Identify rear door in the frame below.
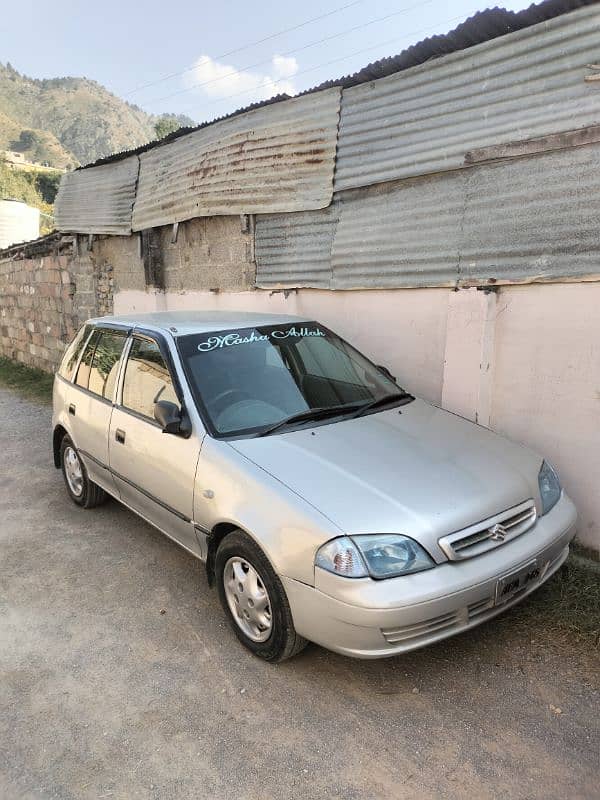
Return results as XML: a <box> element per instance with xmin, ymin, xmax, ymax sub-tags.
<box><xmin>108</xmin><ymin>332</ymin><xmax>201</xmax><ymax>554</ymax></box>
<box><xmin>69</xmin><ymin>326</ymin><xmax>128</xmax><ymax>494</ymax></box>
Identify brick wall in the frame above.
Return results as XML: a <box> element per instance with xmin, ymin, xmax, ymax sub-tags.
<box><xmin>0</xmin><ymin>235</ymin><xmax>114</xmax><ymax>373</ymax></box>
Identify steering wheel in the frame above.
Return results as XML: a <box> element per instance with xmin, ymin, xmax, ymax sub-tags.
<box><xmin>210</xmin><ymin>389</ymin><xmax>250</xmax><ymax>411</ymax></box>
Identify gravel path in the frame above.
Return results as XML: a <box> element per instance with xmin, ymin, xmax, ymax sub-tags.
<box><xmin>1</xmin><ymin>387</ymin><xmax>598</xmax><ymax>800</ymax></box>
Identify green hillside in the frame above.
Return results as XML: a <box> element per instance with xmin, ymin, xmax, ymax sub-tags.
<box><xmin>0</xmin><ymin>62</ymin><xmax>194</xmax><ymax>168</ymax></box>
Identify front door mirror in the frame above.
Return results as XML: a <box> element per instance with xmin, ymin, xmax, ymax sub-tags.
<box><xmin>154</xmin><ymin>400</ymin><xmax>183</xmax><ymax>434</ymax></box>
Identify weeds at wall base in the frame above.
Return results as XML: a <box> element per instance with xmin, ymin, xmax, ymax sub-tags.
<box><xmin>0</xmin><ymin>356</ymin><xmax>53</xmax><ymax>403</ymax></box>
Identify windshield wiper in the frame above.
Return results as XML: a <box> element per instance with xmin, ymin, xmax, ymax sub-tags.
<box><xmin>257</xmin><ymin>403</ymin><xmax>363</xmax><ymax>437</ymax></box>
<box><xmin>350</xmin><ymin>391</ymin><xmax>415</xmax><ymax>419</ymax></box>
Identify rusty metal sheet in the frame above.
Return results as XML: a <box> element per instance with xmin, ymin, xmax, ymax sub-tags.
<box><xmin>459</xmin><ymin>141</ymin><xmax>600</xmax><ymax>286</ymax></box>
<box><xmin>131</xmin><ymin>88</ymin><xmax>341</xmax><ymax>231</ymax></box>
<box><xmin>255</xmin><ymin>203</ymin><xmax>339</xmax><ymax>288</ymax></box>
<box><xmin>54</xmin><ymin>157</ymin><xmax>139</xmax><ymax>235</ymax></box>
<box><xmin>335</xmin><ymin>5</ymin><xmax>600</xmax><ymax>191</ymax></box>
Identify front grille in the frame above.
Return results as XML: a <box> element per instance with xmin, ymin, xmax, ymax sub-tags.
<box><xmin>438</xmin><ymin>499</ymin><xmax>537</xmax><ymax>561</ymax></box>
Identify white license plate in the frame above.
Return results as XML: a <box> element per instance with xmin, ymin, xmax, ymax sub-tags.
<box><xmin>495</xmin><ymin>560</ymin><xmax>540</xmax><ymax>606</ymax></box>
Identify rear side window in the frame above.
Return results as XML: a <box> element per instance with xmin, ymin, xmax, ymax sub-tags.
<box><xmin>58</xmin><ymin>325</ymin><xmax>91</xmax><ymax>381</ymax></box>
<box><xmin>88</xmin><ymin>331</ymin><xmax>127</xmax><ymax>400</ymax></box>
<box><xmin>122</xmin><ymin>337</ymin><xmax>178</xmax><ymax>420</ymax></box>
<box><xmin>75</xmin><ymin>329</ymin><xmax>101</xmax><ymax>389</ymax></box>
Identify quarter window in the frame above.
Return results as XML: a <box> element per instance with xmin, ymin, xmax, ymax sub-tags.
<box><xmin>88</xmin><ymin>331</ymin><xmax>127</xmax><ymax>400</ymax></box>
<box><xmin>58</xmin><ymin>324</ymin><xmax>92</xmax><ymax>381</ymax></box>
<box><xmin>75</xmin><ymin>329</ymin><xmax>101</xmax><ymax>389</ymax></box>
<box><xmin>122</xmin><ymin>337</ymin><xmax>178</xmax><ymax>420</ymax></box>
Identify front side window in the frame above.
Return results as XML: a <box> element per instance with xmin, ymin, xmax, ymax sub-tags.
<box><xmin>122</xmin><ymin>337</ymin><xmax>178</xmax><ymax>420</ymax></box>
<box><xmin>178</xmin><ymin>322</ymin><xmax>403</xmax><ymax>437</ymax></box>
<box><xmin>58</xmin><ymin>324</ymin><xmax>92</xmax><ymax>381</ymax></box>
<box><xmin>88</xmin><ymin>331</ymin><xmax>127</xmax><ymax>400</ymax></box>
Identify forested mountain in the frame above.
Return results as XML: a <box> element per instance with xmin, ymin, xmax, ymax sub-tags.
<box><xmin>0</xmin><ymin>62</ymin><xmax>194</xmax><ymax>168</ymax></box>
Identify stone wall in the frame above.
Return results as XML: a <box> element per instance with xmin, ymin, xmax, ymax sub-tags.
<box><xmin>0</xmin><ymin>235</ymin><xmax>114</xmax><ymax>373</ymax></box>
<box><xmin>91</xmin><ymin>216</ymin><xmax>255</xmax><ymax>296</ymax></box>
<box><xmin>0</xmin><ymin>214</ymin><xmax>251</xmax><ymax>374</ymax></box>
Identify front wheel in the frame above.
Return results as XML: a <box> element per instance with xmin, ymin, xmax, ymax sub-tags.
<box><xmin>215</xmin><ymin>531</ymin><xmax>307</xmax><ymax>662</ymax></box>
<box><xmin>60</xmin><ymin>435</ymin><xmax>106</xmax><ymax>509</ymax></box>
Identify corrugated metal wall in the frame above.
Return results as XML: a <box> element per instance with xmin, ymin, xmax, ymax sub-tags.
<box><xmin>255</xmin><ymin>204</ymin><xmax>339</xmax><ymax>288</ymax></box>
<box><xmin>330</xmin><ymin>173</ymin><xmax>466</xmax><ymax>289</ymax></box>
<box><xmin>54</xmin><ymin>157</ymin><xmax>139</xmax><ymax>235</ymax></box>
<box><xmin>460</xmin><ymin>143</ymin><xmax>600</xmax><ymax>285</ymax></box>
<box><xmin>334</xmin><ymin>5</ymin><xmax>600</xmax><ymax>191</ymax></box>
<box><xmin>256</xmin><ymin>139</ymin><xmax>600</xmax><ymax>289</ymax></box>
<box><xmin>52</xmin><ymin>3</ymin><xmax>600</xmax><ymax>293</ymax></box>
<box><xmin>131</xmin><ymin>88</ymin><xmax>341</xmax><ymax>231</ymax></box>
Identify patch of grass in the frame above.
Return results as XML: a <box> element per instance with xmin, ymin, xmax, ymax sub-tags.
<box><xmin>0</xmin><ymin>356</ymin><xmax>54</xmax><ymax>403</ymax></box>
<box><xmin>504</xmin><ymin>554</ymin><xmax>600</xmax><ymax>648</ymax></box>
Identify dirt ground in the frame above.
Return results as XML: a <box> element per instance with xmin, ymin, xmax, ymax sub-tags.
<box><xmin>1</xmin><ymin>387</ymin><xmax>598</xmax><ymax>800</ymax></box>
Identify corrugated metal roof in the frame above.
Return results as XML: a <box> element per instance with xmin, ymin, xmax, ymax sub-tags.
<box><xmin>460</xmin><ymin>142</ymin><xmax>600</xmax><ymax>285</ymax></box>
<box><xmin>79</xmin><ymin>0</ymin><xmax>598</xmax><ymax>171</ymax></box>
<box><xmin>130</xmin><ymin>88</ymin><xmax>341</xmax><ymax>230</ymax></box>
<box><xmin>334</xmin><ymin>4</ymin><xmax>600</xmax><ymax>191</ymax></box>
<box><xmin>54</xmin><ymin>157</ymin><xmax>139</xmax><ymax>235</ymax></box>
<box><xmin>256</xmin><ymin>138</ymin><xmax>600</xmax><ymax>289</ymax></box>
<box><xmin>311</xmin><ymin>0</ymin><xmax>597</xmax><ymax>90</ymax></box>
<box><xmin>255</xmin><ymin>203</ymin><xmax>339</xmax><ymax>288</ymax></box>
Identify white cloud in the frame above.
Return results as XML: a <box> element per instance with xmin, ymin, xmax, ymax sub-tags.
<box><xmin>272</xmin><ymin>54</ymin><xmax>298</xmax><ymax>80</ymax></box>
<box><xmin>183</xmin><ymin>54</ymin><xmax>298</xmax><ymax>103</ymax></box>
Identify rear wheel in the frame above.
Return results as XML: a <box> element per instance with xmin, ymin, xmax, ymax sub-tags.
<box><xmin>60</xmin><ymin>435</ymin><xmax>106</xmax><ymax>509</ymax></box>
<box><xmin>215</xmin><ymin>530</ymin><xmax>307</xmax><ymax>662</ymax></box>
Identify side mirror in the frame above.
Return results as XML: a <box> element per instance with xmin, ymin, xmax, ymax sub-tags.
<box><xmin>376</xmin><ymin>364</ymin><xmax>397</xmax><ymax>383</ymax></box>
<box><xmin>154</xmin><ymin>400</ymin><xmax>183</xmax><ymax>435</ymax></box>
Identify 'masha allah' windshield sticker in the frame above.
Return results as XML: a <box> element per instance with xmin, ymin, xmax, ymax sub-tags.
<box><xmin>197</xmin><ymin>327</ymin><xmax>325</xmax><ymax>352</ymax></box>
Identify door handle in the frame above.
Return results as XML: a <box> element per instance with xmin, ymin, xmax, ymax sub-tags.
<box><xmin>68</xmin><ymin>403</ymin><xmax>76</xmax><ymax>416</ymax></box>
<box><xmin>115</xmin><ymin>429</ymin><xmax>126</xmax><ymax>444</ymax></box>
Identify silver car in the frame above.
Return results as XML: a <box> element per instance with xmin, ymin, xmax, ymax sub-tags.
<box><xmin>52</xmin><ymin>311</ymin><xmax>577</xmax><ymax>661</ymax></box>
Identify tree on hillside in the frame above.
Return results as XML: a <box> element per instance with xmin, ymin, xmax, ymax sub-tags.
<box><xmin>154</xmin><ymin>116</ymin><xmax>181</xmax><ymax>140</ymax></box>
<box><xmin>13</xmin><ymin>129</ymin><xmax>39</xmax><ymax>152</ymax></box>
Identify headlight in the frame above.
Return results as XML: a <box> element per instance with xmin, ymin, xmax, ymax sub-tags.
<box><xmin>315</xmin><ymin>534</ymin><xmax>435</xmax><ymax>579</ymax></box>
<box><xmin>538</xmin><ymin>460</ymin><xmax>561</xmax><ymax>515</ymax></box>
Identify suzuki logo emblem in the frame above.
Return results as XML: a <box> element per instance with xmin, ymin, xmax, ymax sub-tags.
<box><xmin>489</xmin><ymin>523</ymin><xmax>507</xmax><ymax>542</ymax></box>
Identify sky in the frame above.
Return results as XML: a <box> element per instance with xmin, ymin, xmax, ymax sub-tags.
<box><xmin>2</xmin><ymin>0</ymin><xmax>532</xmax><ymax>124</ymax></box>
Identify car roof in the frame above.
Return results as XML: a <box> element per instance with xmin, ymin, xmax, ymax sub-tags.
<box><xmin>88</xmin><ymin>310</ymin><xmax>309</xmax><ymax>337</ymax></box>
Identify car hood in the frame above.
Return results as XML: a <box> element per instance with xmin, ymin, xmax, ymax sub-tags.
<box><xmin>228</xmin><ymin>400</ymin><xmax>543</xmax><ymax>562</ymax></box>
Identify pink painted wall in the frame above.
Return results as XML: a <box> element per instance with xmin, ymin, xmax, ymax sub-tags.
<box><xmin>490</xmin><ymin>283</ymin><xmax>600</xmax><ymax>551</ymax></box>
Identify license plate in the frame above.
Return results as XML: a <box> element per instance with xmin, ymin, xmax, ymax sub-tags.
<box><xmin>495</xmin><ymin>560</ymin><xmax>540</xmax><ymax>606</ymax></box>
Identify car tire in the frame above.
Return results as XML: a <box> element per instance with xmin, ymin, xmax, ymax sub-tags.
<box><xmin>215</xmin><ymin>530</ymin><xmax>308</xmax><ymax>662</ymax></box>
<box><xmin>60</xmin><ymin>434</ymin><xmax>106</xmax><ymax>509</ymax></box>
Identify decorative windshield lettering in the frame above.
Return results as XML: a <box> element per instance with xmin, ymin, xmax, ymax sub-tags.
<box><xmin>197</xmin><ymin>327</ymin><xmax>325</xmax><ymax>352</ymax></box>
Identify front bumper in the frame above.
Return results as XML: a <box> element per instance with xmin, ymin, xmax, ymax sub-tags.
<box><xmin>282</xmin><ymin>493</ymin><xmax>577</xmax><ymax>658</ymax></box>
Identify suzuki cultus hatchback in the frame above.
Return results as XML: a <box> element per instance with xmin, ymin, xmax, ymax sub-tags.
<box><xmin>53</xmin><ymin>311</ymin><xmax>577</xmax><ymax>661</ymax></box>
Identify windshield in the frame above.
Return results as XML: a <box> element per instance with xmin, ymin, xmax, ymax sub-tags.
<box><xmin>177</xmin><ymin>322</ymin><xmax>404</xmax><ymax>437</ymax></box>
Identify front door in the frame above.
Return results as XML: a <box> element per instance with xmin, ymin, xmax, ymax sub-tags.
<box><xmin>109</xmin><ymin>334</ymin><xmax>200</xmax><ymax>554</ymax></box>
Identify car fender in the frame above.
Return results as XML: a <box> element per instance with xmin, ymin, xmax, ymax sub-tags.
<box><xmin>194</xmin><ymin>436</ymin><xmax>343</xmax><ymax>586</ymax></box>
